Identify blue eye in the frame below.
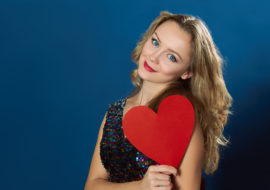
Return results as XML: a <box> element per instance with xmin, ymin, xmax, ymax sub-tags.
<box><xmin>151</xmin><ymin>37</ymin><xmax>159</xmax><ymax>47</ymax></box>
<box><xmin>168</xmin><ymin>54</ymin><xmax>177</xmax><ymax>62</ymax></box>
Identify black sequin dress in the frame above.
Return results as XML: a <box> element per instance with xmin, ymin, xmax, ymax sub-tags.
<box><xmin>100</xmin><ymin>97</ymin><xmax>159</xmax><ymax>183</ymax></box>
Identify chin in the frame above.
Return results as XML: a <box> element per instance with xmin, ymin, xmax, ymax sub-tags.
<box><xmin>137</xmin><ymin>67</ymin><xmax>151</xmax><ymax>80</ymax></box>
<box><xmin>138</xmin><ymin>71</ymin><xmax>168</xmax><ymax>84</ymax></box>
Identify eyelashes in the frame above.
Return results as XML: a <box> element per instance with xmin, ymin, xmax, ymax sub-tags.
<box><xmin>168</xmin><ymin>54</ymin><xmax>177</xmax><ymax>62</ymax></box>
<box><xmin>150</xmin><ymin>37</ymin><xmax>178</xmax><ymax>63</ymax></box>
<box><xmin>151</xmin><ymin>37</ymin><xmax>159</xmax><ymax>47</ymax></box>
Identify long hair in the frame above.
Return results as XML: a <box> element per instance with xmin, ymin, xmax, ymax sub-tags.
<box><xmin>129</xmin><ymin>11</ymin><xmax>233</xmax><ymax>174</ymax></box>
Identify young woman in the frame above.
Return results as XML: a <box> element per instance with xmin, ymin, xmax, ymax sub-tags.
<box><xmin>84</xmin><ymin>11</ymin><xmax>233</xmax><ymax>190</ymax></box>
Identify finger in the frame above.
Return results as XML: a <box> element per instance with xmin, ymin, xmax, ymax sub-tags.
<box><xmin>160</xmin><ymin>170</ymin><xmax>174</xmax><ymax>176</ymax></box>
<box><xmin>149</xmin><ymin>165</ymin><xmax>177</xmax><ymax>176</ymax></box>
<box><xmin>151</xmin><ymin>172</ymin><xmax>171</xmax><ymax>181</ymax></box>
<box><xmin>151</xmin><ymin>179</ymin><xmax>171</xmax><ymax>187</ymax></box>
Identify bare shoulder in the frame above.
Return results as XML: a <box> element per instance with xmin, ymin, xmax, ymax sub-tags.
<box><xmin>173</xmin><ymin>123</ymin><xmax>205</xmax><ymax>190</ymax></box>
<box><xmin>84</xmin><ymin>111</ymin><xmax>109</xmax><ymax>188</ymax></box>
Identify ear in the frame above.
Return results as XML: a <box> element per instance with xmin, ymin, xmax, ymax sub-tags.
<box><xmin>180</xmin><ymin>71</ymin><xmax>193</xmax><ymax>80</ymax></box>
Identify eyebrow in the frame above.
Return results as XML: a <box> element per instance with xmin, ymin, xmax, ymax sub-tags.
<box><xmin>154</xmin><ymin>32</ymin><xmax>184</xmax><ymax>62</ymax></box>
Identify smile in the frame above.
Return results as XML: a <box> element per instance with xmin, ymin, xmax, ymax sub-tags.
<box><xmin>144</xmin><ymin>61</ymin><xmax>156</xmax><ymax>72</ymax></box>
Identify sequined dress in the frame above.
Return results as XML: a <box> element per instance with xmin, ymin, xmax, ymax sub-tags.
<box><xmin>100</xmin><ymin>97</ymin><xmax>159</xmax><ymax>183</ymax></box>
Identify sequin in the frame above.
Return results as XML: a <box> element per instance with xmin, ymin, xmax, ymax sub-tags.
<box><xmin>100</xmin><ymin>97</ymin><xmax>158</xmax><ymax>182</ymax></box>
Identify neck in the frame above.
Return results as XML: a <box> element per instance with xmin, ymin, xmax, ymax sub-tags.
<box><xmin>136</xmin><ymin>80</ymin><xmax>170</xmax><ymax>105</ymax></box>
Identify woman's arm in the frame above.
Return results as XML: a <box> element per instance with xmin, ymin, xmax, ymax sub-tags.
<box><xmin>84</xmin><ymin>111</ymin><xmax>141</xmax><ymax>190</ymax></box>
<box><xmin>172</xmin><ymin>123</ymin><xmax>205</xmax><ymax>190</ymax></box>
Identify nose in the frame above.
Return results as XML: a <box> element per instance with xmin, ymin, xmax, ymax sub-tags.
<box><xmin>149</xmin><ymin>49</ymin><xmax>161</xmax><ymax>63</ymax></box>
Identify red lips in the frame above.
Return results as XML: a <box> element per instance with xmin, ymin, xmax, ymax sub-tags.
<box><xmin>144</xmin><ymin>61</ymin><xmax>156</xmax><ymax>72</ymax></box>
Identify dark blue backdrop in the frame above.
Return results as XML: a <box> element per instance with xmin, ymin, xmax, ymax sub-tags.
<box><xmin>1</xmin><ymin>0</ymin><xmax>269</xmax><ymax>189</ymax></box>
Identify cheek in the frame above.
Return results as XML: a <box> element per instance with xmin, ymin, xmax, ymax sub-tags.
<box><xmin>141</xmin><ymin>42</ymin><xmax>152</xmax><ymax>56</ymax></box>
<box><xmin>160</xmin><ymin>63</ymin><xmax>184</xmax><ymax>76</ymax></box>
<box><xmin>160</xmin><ymin>64</ymin><xmax>176</xmax><ymax>75</ymax></box>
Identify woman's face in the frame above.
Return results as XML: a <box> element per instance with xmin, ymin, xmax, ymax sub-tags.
<box><xmin>137</xmin><ymin>20</ymin><xmax>193</xmax><ymax>84</ymax></box>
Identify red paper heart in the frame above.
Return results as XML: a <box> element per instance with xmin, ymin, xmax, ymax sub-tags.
<box><xmin>122</xmin><ymin>95</ymin><xmax>195</xmax><ymax>168</ymax></box>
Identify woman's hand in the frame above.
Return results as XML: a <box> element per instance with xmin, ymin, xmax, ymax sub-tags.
<box><xmin>139</xmin><ymin>164</ymin><xmax>177</xmax><ymax>190</ymax></box>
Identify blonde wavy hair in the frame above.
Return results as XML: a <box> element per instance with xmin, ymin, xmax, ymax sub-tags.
<box><xmin>129</xmin><ymin>11</ymin><xmax>233</xmax><ymax>174</ymax></box>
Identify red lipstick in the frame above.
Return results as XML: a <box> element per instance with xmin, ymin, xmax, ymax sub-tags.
<box><xmin>144</xmin><ymin>61</ymin><xmax>156</xmax><ymax>72</ymax></box>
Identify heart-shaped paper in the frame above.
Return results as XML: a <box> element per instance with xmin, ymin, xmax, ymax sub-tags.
<box><xmin>122</xmin><ymin>95</ymin><xmax>195</xmax><ymax>168</ymax></box>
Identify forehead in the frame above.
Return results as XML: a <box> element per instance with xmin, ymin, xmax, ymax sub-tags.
<box><xmin>154</xmin><ymin>20</ymin><xmax>192</xmax><ymax>63</ymax></box>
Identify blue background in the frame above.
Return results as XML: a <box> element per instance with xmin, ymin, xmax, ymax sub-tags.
<box><xmin>1</xmin><ymin>0</ymin><xmax>270</xmax><ymax>189</ymax></box>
